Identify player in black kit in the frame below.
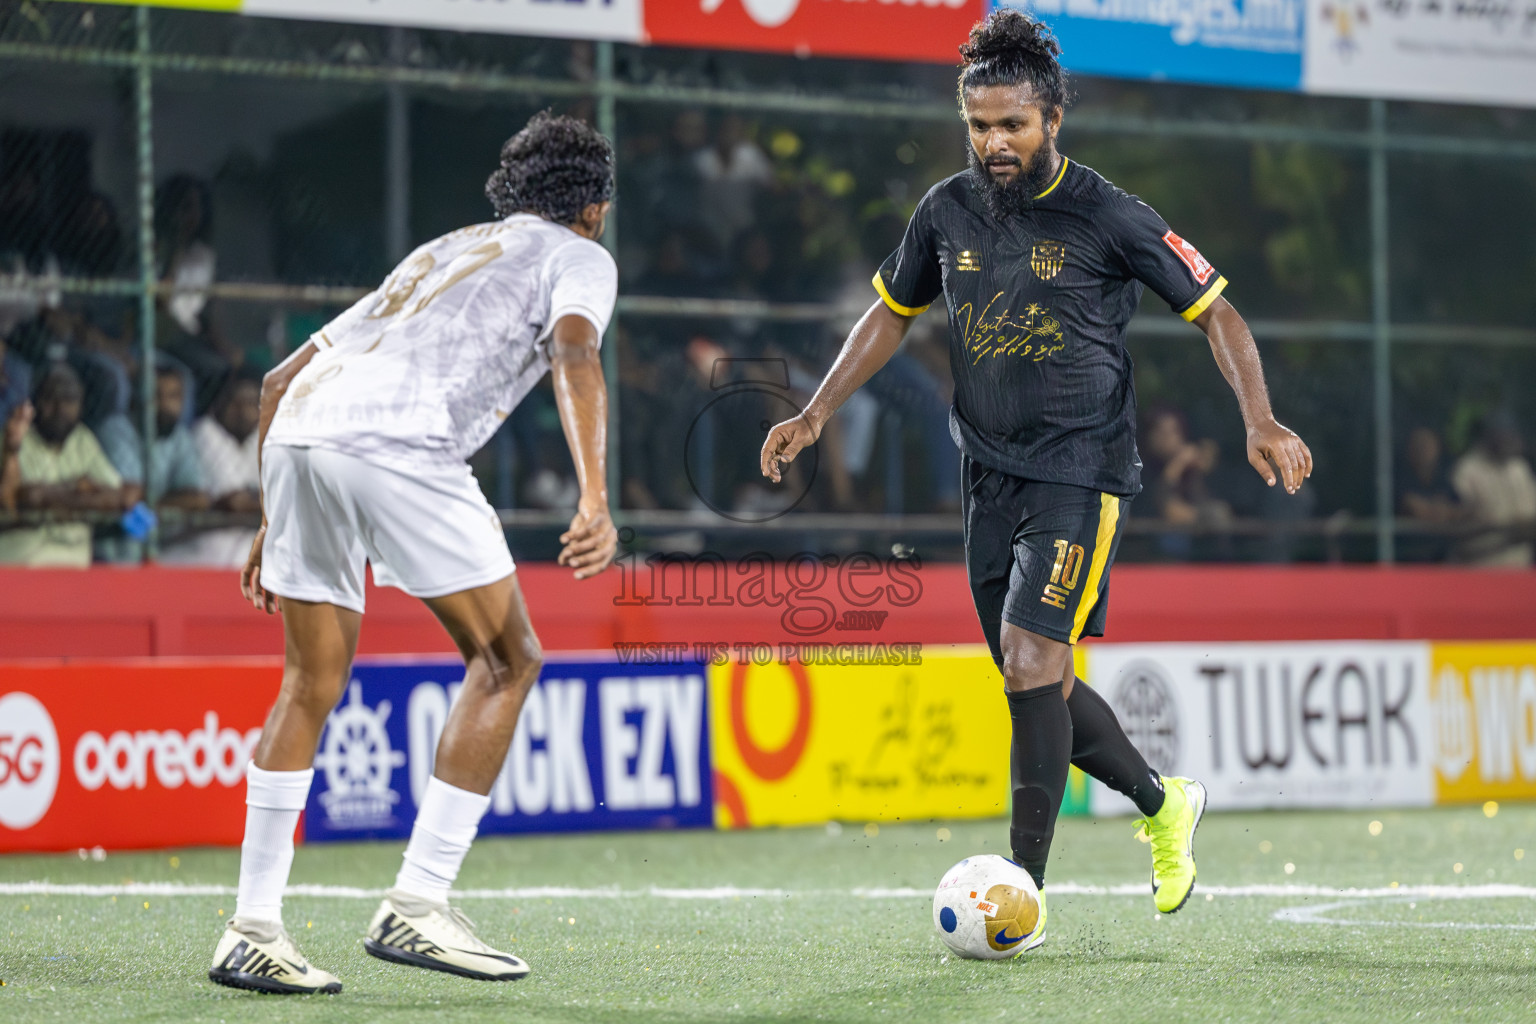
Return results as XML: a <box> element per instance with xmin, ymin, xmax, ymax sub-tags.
<box><xmin>760</xmin><ymin>9</ymin><xmax>1312</xmax><ymax>942</ymax></box>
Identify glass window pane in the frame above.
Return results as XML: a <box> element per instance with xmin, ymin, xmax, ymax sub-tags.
<box><xmin>0</xmin><ymin>2</ymin><xmax>137</xmax><ymax>50</ymax></box>
<box><xmin>408</xmin><ymin>88</ymin><xmax>574</xmax><ymax>247</ymax></box>
<box><xmin>1127</xmin><ymin>334</ymin><xmax>1374</xmax><ymax>562</ymax></box>
<box><xmin>1392</xmin><ymin>342</ymin><xmax>1536</xmax><ymax>565</ymax></box>
<box><xmin>154</xmin><ymin>72</ymin><xmax>387</xmax><ymax>286</ymax></box>
<box><xmin>1389</xmin><ymin>154</ymin><xmax>1536</xmax><ymax>329</ymax></box>
<box><xmin>1066</xmin><ymin>133</ymin><xmax>1372</xmax><ymax>322</ymax></box>
<box><xmin>1388</xmin><ymin>98</ymin><xmax>1536</xmax><ymax>146</ymax></box>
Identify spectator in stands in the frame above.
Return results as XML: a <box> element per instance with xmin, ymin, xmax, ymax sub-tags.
<box><xmin>98</xmin><ymin>363</ymin><xmax>209</xmax><ymax>561</ymax></box>
<box><xmin>1451</xmin><ymin>412</ymin><xmax>1536</xmax><ymax>567</ymax></box>
<box><xmin>0</xmin><ymin>397</ymin><xmax>31</xmax><ymax>513</ymax></box>
<box><xmin>0</xmin><ymin>362</ymin><xmax>135</xmax><ymax>567</ymax></box>
<box><xmin>696</xmin><ymin>113</ymin><xmax>773</xmax><ymax>251</ymax></box>
<box><xmin>156</xmin><ymin>174</ymin><xmax>239</xmax><ymax>415</ymax></box>
<box><xmin>1141</xmin><ymin>406</ymin><xmax>1234</xmax><ymax>560</ymax></box>
<box><xmin>1397</xmin><ymin>425</ymin><xmax>1462</xmax><ymax>563</ymax></box>
<box><xmin>0</xmin><ymin>335</ymin><xmax>30</xmax><ymax>427</ymax></box>
<box><xmin>162</xmin><ymin>370</ymin><xmax>261</xmax><ymax>565</ymax></box>
<box><xmin>0</xmin><ymin>166</ymin><xmax>48</xmax><ymax>272</ymax></box>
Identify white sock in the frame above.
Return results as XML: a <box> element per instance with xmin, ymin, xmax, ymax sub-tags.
<box><xmin>394</xmin><ymin>776</ymin><xmax>490</xmax><ymax>905</ymax></box>
<box><xmin>233</xmin><ymin>763</ymin><xmax>313</xmax><ymax>926</ymax></box>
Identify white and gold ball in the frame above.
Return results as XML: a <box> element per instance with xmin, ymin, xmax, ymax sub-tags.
<box><xmin>932</xmin><ymin>854</ymin><xmax>1042</xmax><ymax>960</ymax></box>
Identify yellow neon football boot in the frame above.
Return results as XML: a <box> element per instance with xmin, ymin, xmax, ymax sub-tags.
<box><xmin>1017</xmin><ymin>889</ymin><xmax>1047</xmax><ymax>955</ymax></box>
<box><xmin>1135</xmin><ymin>776</ymin><xmax>1207</xmax><ymax>914</ymax></box>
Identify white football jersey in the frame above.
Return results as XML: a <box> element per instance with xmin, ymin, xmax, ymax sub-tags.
<box><xmin>266</xmin><ymin>214</ymin><xmax>617</xmax><ymax>471</ymax></box>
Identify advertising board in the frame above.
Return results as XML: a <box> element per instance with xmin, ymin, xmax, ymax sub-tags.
<box><xmin>708</xmin><ymin>648</ymin><xmax>1019</xmax><ymax>828</ymax></box>
<box><xmin>1303</xmin><ymin>0</ymin><xmax>1536</xmax><ymax>109</ymax></box>
<box><xmin>1083</xmin><ymin>641</ymin><xmax>1435</xmax><ymax>814</ymax></box>
<box><xmin>644</xmin><ymin>0</ymin><xmax>986</xmax><ymax>63</ymax></box>
<box><xmin>243</xmin><ymin>0</ymin><xmax>643</xmax><ymax>40</ymax></box>
<box><xmin>0</xmin><ymin>662</ymin><xmax>276</xmax><ymax>852</ymax></box>
<box><xmin>1430</xmin><ymin>642</ymin><xmax>1536</xmax><ymax>804</ymax></box>
<box><xmin>303</xmin><ymin>656</ymin><xmax>714</xmax><ymax>842</ymax></box>
<box><xmin>999</xmin><ymin>0</ymin><xmax>1304</xmax><ymax>91</ymax></box>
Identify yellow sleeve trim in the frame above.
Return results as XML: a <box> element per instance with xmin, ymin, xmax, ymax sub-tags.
<box><xmin>1179</xmin><ymin>275</ymin><xmax>1228</xmax><ymax>322</ymax></box>
<box><xmin>1034</xmin><ymin>156</ymin><xmax>1070</xmax><ymax>200</ymax></box>
<box><xmin>871</xmin><ymin>272</ymin><xmax>931</xmax><ymax>317</ymax></box>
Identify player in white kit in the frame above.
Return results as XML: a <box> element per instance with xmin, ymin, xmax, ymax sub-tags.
<box><xmin>207</xmin><ymin>113</ymin><xmax>619</xmax><ymax>994</ymax></box>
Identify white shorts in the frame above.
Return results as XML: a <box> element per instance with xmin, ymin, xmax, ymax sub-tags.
<box><xmin>260</xmin><ymin>445</ymin><xmax>514</xmax><ymax>613</ymax></box>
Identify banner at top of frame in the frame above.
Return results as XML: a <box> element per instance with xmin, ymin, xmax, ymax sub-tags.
<box><xmin>993</xmin><ymin>0</ymin><xmax>1304</xmax><ymax>91</ymax></box>
<box><xmin>642</xmin><ymin>0</ymin><xmax>987</xmax><ymax>63</ymax></box>
<box><xmin>240</xmin><ymin>0</ymin><xmax>644</xmax><ymax>41</ymax></box>
<box><xmin>1302</xmin><ymin>0</ymin><xmax>1536</xmax><ymax>110</ymax></box>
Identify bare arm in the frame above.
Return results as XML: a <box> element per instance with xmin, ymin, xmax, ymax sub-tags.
<box><xmin>1</xmin><ymin>402</ymin><xmax>33</xmax><ymax>513</ymax></box>
<box><xmin>549</xmin><ymin>313</ymin><xmax>618</xmax><ymax>579</ymax></box>
<box><xmin>1193</xmin><ymin>296</ymin><xmax>1313</xmax><ymax>494</ymax></box>
<box><xmin>240</xmin><ymin>340</ymin><xmax>318</xmax><ymax>612</ymax></box>
<box><xmin>760</xmin><ymin>300</ymin><xmax>915</xmax><ymax>482</ymax></box>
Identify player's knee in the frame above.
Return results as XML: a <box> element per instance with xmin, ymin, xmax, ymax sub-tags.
<box><xmin>474</xmin><ymin>631</ymin><xmax>542</xmax><ymax>696</ymax></box>
<box><xmin>1000</xmin><ymin>640</ymin><xmax>1059</xmax><ymax>693</ymax></box>
<box><xmin>279</xmin><ymin>667</ymin><xmax>347</xmax><ymax>718</ymax></box>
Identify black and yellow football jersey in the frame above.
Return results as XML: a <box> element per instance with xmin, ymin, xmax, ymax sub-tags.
<box><xmin>875</xmin><ymin>157</ymin><xmax>1227</xmax><ymax>498</ymax></box>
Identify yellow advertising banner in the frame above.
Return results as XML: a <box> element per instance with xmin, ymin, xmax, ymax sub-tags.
<box><xmin>1431</xmin><ymin>642</ymin><xmax>1536</xmax><ymax>804</ymax></box>
<box><xmin>709</xmin><ymin>646</ymin><xmax>1092</xmax><ymax>828</ymax></box>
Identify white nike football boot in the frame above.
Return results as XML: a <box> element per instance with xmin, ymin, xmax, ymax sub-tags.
<box><xmin>363</xmin><ymin>889</ymin><xmax>530</xmax><ymax>981</ymax></box>
<box><xmin>208</xmin><ymin>918</ymin><xmax>342</xmax><ymax>994</ymax></box>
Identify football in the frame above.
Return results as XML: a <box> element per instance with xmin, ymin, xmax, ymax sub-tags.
<box><xmin>932</xmin><ymin>854</ymin><xmax>1043</xmax><ymax>960</ymax></box>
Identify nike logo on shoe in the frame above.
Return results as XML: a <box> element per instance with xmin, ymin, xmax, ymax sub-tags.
<box><xmin>218</xmin><ymin>940</ymin><xmax>308</xmax><ymax>980</ymax></box>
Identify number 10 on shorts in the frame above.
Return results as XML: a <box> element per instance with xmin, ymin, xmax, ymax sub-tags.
<box><xmin>1040</xmin><ymin>539</ymin><xmax>1084</xmax><ymax>609</ymax></box>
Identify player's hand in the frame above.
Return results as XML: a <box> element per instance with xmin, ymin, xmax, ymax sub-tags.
<box><xmin>760</xmin><ymin>413</ymin><xmax>820</xmax><ymax>484</ymax></box>
<box><xmin>240</xmin><ymin>524</ymin><xmax>280</xmax><ymax>614</ymax></box>
<box><xmin>559</xmin><ymin>499</ymin><xmax>617</xmax><ymax>579</ymax></box>
<box><xmin>1246</xmin><ymin>418</ymin><xmax>1313</xmax><ymax>494</ymax></box>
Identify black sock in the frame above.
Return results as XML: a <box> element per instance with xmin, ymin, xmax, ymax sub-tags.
<box><xmin>1066</xmin><ymin>680</ymin><xmax>1165</xmax><ymax>817</ymax></box>
<box><xmin>1006</xmin><ymin>682</ymin><xmax>1072</xmax><ymax>889</ymax></box>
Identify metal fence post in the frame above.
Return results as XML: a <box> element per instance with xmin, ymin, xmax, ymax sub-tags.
<box><xmin>1369</xmin><ymin>99</ymin><xmax>1394</xmax><ymax>564</ymax></box>
<box><xmin>385</xmin><ymin>26</ymin><xmax>411</xmax><ymax>264</ymax></box>
<box><xmin>596</xmin><ymin>40</ymin><xmax>621</xmax><ymax>511</ymax></box>
<box><xmin>134</xmin><ymin>6</ymin><xmax>158</xmax><ymax>556</ymax></box>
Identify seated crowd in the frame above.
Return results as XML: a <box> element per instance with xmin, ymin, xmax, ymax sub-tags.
<box><xmin>2</xmin><ymin>132</ymin><xmax>1532</xmax><ymax>567</ymax></box>
<box><xmin>0</xmin><ymin>355</ymin><xmax>261</xmax><ymax>568</ymax></box>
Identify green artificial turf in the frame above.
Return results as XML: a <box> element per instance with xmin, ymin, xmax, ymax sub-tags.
<box><xmin>3</xmin><ymin>805</ymin><xmax>1535</xmax><ymax>1023</ymax></box>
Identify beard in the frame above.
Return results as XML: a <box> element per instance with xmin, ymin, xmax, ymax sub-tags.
<box><xmin>967</xmin><ymin>143</ymin><xmax>1058</xmax><ymax>220</ymax></box>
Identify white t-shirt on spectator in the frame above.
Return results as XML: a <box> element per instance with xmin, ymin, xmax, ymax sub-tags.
<box><xmin>157</xmin><ymin>415</ymin><xmax>262</xmax><ymax>567</ymax></box>
<box><xmin>266</xmin><ymin>214</ymin><xmax>617</xmax><ymax>472</ymax></box>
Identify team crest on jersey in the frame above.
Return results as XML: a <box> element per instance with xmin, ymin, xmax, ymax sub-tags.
<box><xmin>1162</xmin><ymin>231</ymin><xmax>1215</xmax><ymax>285</ymax></box>
<box><xmin>1030</xmin><ymin>240</ymin><xmax>1066</xmax><ymax>281</ymax></box>
<box><xmin>953</xmin><ymin>250</ymin><xmax>981</xmax><ymax>272</ymax></box>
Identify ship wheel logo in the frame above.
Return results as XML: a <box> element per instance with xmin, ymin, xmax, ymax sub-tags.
<box><xmin>314</xmin><ymin>681</ymin><xmax>407</xmax><ymax>829</ymax></box>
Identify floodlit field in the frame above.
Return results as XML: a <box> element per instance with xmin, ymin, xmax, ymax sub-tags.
<box><xmin>3</xmin><ymin>806</ymin><xmax>1535</xmax><ymax>1023</ymax></box>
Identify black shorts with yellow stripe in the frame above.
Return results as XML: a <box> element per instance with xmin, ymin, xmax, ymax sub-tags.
<box><xmin>961</xmin><ymin>455</ymin><xmax>1128</xmax><ymax>664</ymax></box>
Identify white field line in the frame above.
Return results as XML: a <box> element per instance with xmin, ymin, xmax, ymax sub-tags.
<box><xmin>1275</xmin><ymin>898</ymin><xmax>1536</xmax><ymax>932</ymax></box>
<box><xmin>4</xmin><ymin>881</ymin><xmax>1536</xmax><ymax>901</ymax></box>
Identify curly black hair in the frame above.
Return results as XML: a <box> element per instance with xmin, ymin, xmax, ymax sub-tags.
<box><xmin>485</xmin><ymin>112</ymin><xmax>614</xmax><ymax>224</ymax></box>
<box><xmin>958</xmin><ymin>9</ymin><xmax>1069</xmax><ymax>113</ymax></box>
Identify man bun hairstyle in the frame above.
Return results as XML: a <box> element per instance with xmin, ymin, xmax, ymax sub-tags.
<box><xmin>485</xmin><ymin>111</ymin><xmax>615</xmax><ymax>224</ymax></box>
<box><xmin>958</xmin><ymin>9</ymin><xmax>1069</xmax><ymax>114</ymax></box>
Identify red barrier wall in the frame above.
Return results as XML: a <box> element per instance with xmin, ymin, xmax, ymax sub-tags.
<box><xmin>0</xmin><ymin>564</ymin><xmax>1532</xmax><ymax>659</ymax></box>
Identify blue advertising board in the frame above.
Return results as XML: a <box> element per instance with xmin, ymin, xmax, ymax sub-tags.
<box><xmin>995</xmin><ymin>0</ymin><xmax>1303</xmax><ymax>92</ymax></box>
<box><xmin>304</xmin><ymin>656</ymin><xmax>712</xmax><ymax>842</ymax></box>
